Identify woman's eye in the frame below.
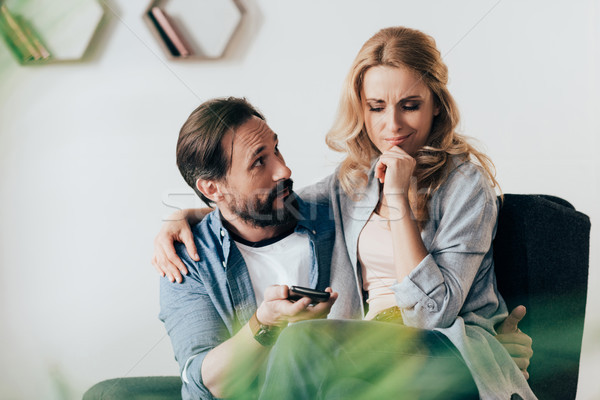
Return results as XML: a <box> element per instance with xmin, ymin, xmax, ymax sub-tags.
<box><xmin>403</xmin><ymin>104</ymin><xmax>420</xmax><ymax>111</ymax></box>
<box><xmin>369</xmin><ymin>107</ymin><xmax>384</xmax><ymax>112</ymax></box>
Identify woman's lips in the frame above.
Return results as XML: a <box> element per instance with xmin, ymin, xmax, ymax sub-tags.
<box><xmin>384</xmin><ymin>133</ymin><xmax>412</xmax><ymax>147</ymax></box>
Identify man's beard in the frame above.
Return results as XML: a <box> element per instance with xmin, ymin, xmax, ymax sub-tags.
<box><xmin>227</xmin><ymin>179</ymin><xmax>298</xmax><ymax>228</ymax></box>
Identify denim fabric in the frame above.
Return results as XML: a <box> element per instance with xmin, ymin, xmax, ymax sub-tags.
<box><xmin>299</xmin><ymin>158</ymin><xmax>537</xmax><ymax>399</ymax></box>
<box><xmin>159</xmin><ymin>194</ymin><xmax>335</xmax><ymax>400</ymax></box>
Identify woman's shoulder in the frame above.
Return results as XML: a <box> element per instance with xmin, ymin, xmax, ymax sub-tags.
<box><xmin>296</xmin><ymin>169</ymin><xmax>340</xmax><ymax>204</ymax></box>
<box><xmin>447</xmin><ymin>156</ymin><xmax>488</xmax><ymax>180</ymax></box>
<box><xmin>433</xmin><ymin>157</ymin><xmax>499</xmax><ymax>211</ymax></box>
<box><xmin>446</xmin><ymin>157</ymin><xmax>496</xmax><ymax>192</ymax></box>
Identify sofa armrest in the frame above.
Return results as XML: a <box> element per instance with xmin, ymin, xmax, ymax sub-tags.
<box><xmin>83</xmin><ymin>376</ymin><xmax>182</xmax><ymax>400</ymax></box>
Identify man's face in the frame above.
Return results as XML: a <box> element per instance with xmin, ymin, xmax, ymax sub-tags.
<box><xmin>219</xmin><ymin>116</ymin><xmax>296</xmax><ymax>227</ymax></box>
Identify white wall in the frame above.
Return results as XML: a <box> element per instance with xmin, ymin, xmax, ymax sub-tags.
<box><xmin>0</xmin><ymin>0</ymin><xmax>598</xmax><ymax>398</ymax></box>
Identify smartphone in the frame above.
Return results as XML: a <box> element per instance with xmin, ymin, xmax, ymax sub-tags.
<box><xmin>288</xmin><ymin>286</ymin><xmax>330</xmax><ymax>304</ymax></box>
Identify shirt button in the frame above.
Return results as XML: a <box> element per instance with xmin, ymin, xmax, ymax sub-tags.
<box><xmin>220</xmin><ymin>229</ymin><xmax>225</xmax><ymax>237</ymax></box>
<box><xmin>426</xmin><ymin>301</ymin><xmax>435</xmax><ymax>310</ymax></box>
<box><xmin>222</xmin><ymin>261</ymin><xmax>226</xmax><ymax>269</ymax></box>
<box><xmin>312</xmin><ymin>230</ymin><xmax>317</xmax><ymax>235</ymax></box>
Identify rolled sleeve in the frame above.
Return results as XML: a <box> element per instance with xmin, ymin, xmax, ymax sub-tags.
<box><xmin>181</xmin><ymin>354</ymin><xmax>215</xmax><ymax>400</ymax></box>
<box><xmin>392</xmin><ymin>254</ymin><xmax>444</xmax><ymax>310</ymax></box>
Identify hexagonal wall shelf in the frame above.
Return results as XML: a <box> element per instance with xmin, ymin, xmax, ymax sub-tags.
<box><xmin>0</xmin><ymin>0</ymin><xmax>105</xmax><ymax>65</ymax></box>
<box><xmin>143</xmin><ymin>0</ymin><xmax>244</xmax><ymax>60</ymax></box>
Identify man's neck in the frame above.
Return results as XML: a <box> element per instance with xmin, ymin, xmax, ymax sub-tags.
<box><xmin>218</xmin><ymin>208</ymin><xmax>297</xmax><ymax>243</ymax></box>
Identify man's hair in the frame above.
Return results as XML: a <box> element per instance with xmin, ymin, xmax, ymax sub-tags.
<box><xmin>176</xmin><ymin>97</ymin><xmax>265</xmax><ymax>206</ymax></box>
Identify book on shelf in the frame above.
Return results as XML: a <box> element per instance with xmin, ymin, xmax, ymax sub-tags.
<box><xmin>148</xmin><ymin>7</ymin><xmax>192</xmax><ymax>58</ymax></box>
<box><xmin>0</xmin><ymin>4</ymin><xmax>51</xmax><ymax>63</ymax></box>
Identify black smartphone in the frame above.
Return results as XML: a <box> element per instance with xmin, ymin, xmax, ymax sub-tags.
<box><xmin>288</xmin><ymin>286</ymin><xmax>330</xmax><ymax>304</ymax></box>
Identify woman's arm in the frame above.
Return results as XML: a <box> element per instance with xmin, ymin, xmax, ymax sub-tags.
<box><xmin>377</xmin><ymin>152</ymin><xmax>501</xmax><ymax>330</ymax></box>
<box><xmin>152</xmin><ymin>207</ymin><xmax>211</xmax><ymax>282</ymax></box>
<box><xmin>377</xmin><ymin>152</ymin><xmax>532</xmax><ymax>376</ymax></box>
<box><xmin>374</xmin><ymin>146</ymin><xmax>428</xmax><ymax>282</ymax></box>
<box><xmin>396</xmin><ymin>167</ymin><xmax>498</xmax><ymax>329</ymax></box>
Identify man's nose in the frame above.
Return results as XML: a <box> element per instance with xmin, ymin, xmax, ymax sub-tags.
<box><xmin>272</xmin><ymin>157</ymin><xmax>292</xmax><ymax>181</ymax></box>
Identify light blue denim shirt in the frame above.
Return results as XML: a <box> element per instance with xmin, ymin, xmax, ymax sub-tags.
<box><xmin>300</xmin><ymin>158</ymin><xmax>537</xmax><ymax>399</ymax></box>
<box><xmin>159</xmin><ymin>195</ymin><xmax>335</xmax><ymax>400</ymax></box>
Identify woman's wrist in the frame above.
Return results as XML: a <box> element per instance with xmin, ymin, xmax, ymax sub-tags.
<box><xmin>381</xmin><ymin>194</ymin><xmax>412</xmax><ymax>221</ymax></box>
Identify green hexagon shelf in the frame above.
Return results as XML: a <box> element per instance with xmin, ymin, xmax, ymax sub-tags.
<box><xmin>0</xmin><ymin>0</ymin><xmax>105</xmax><ymax>65</ymax></box>
<box><xmin>143</xmin><ymin>0</ymin><xmax>244</xmax><ymax>60</ymax></box>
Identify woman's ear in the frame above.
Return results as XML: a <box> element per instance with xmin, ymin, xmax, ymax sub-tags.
<box><xmin>196</xmin><ymin>179</ymin><xmax>222</xmax><ymax>203</ymax></box>
<box><xmin>433</xmin><ymin>96</ymin><xmax>441</xmax><ymax>117</ymax></box>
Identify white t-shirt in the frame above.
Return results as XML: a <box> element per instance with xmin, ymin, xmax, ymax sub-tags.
<box><xmin>235</xmin><ymin>231</ymin><xmax>312</xmax><ymax>305</ymax></box>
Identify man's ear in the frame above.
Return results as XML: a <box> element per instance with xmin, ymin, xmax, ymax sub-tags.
<box><xmin>196</xmin><ymin>179</ymin><xmax>223</xmax><ymax>203</ymax></box>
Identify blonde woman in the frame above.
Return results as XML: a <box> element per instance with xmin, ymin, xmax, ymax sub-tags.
<box><xmin>153</xmin><ymin>27</ymin><xmax>535</xmax><ymax>399</ymax></box>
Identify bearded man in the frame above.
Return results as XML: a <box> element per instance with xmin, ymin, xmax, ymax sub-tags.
<box><xmin>160</xmin><ymin>97</ymin><xmax>338</xmax><ymax>400</ymax></box>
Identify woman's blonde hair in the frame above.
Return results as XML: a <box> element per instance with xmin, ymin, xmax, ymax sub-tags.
<box><xmin>326</xmin><ymin>26</ymin><xmax>500</xmax><ymax>225</ymax></box>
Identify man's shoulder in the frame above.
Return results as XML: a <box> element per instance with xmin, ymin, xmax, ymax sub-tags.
<box><xmin>174</xmin><ymin>210</ymin><xmax>224</xmax><ymax>269</ymax></box>
<box><xmin>296</xmin><ymin>193</ymin><xmax>330</xmax><ymax>212</ymax></box>
<box><xmin>295</xmin><ymin>194</ymin><xmax>335</xmax><ymax>231</ymax></box>
<box><xmin>189</xmin><ymin>209</ymin><xmax>221</xmax><ymax>238</ymax></box>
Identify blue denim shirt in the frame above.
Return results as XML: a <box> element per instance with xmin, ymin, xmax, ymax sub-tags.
<box><xmin>159</xmin><ymin>195</ymin><xmax>335</xmax><ymax>400</ymax></box>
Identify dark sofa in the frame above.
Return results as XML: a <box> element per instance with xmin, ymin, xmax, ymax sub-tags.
<box><xmin>84</xmin><ymin>194</ymin><xmax>591</xmax><ymax>400</ymax></box>
<box><xmin>493</xmin><ymin>194</ymin><xmax>590</xmax><ymax>400</ymax></box>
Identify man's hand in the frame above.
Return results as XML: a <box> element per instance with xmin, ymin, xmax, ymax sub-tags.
<box><xmin>256</xmin><ymin>285</ymin><xmax>338</xmax><ymax>327</ymax></box>
<box><xmin>496</xmin><ymin>305</ymin><xmax>533</xmax><ymax>379</ymax></box>
<box><xmin>151</xmin><ymin>210</ymin><xmax>199</xmax><ymax>283</ymax></box>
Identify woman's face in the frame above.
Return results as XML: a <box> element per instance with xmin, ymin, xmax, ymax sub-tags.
<box><xmin>361</xmin><ymin>65</ymin><xmax>439</xmax><ymax>156</ymax></box>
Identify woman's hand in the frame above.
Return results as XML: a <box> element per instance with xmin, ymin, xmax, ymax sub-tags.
<box><xmin>496</xmin><ymin>306</ymin><xmax>533</xmax><ymax>379</ymax></box>
<box><xmin>152</xmin><ymin>210</ymin><xmax>200</xmax><ymax>283</ymax></box>
<box><xmin>256</xmin><ymin>286</ymin><xmax>338</xmax><ymax>326</ymax></box>
<box><xmin>375</xmin><ymin>146</ymin><xmax>416</xmax><ymax>199</ymax></box>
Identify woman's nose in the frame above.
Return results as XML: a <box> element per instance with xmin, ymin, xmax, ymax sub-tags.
<box><xmin>387</xmin><ymin>107</ymin><xmax>403</xmax><ymax>132</ymax></box>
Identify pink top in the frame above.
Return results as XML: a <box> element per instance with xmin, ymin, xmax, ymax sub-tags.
<box><xmin>358</xmin><ymin>211</ymin><xmax>398</xmax><ymax>320</ymax></box>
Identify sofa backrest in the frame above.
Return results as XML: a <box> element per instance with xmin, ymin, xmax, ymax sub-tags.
<box><xmin>493</xmin><ymin>194</ymin><xmax>591</xmax><ymax>400</ymax></box>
